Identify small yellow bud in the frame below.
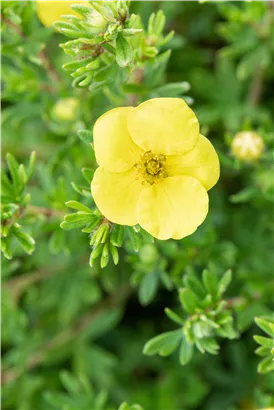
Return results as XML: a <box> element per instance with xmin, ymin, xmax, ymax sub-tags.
<box><xmin>37</xmin><ymin>0</ymin><xmax>87</xmax><ymax>27</ymax></box>
<box><xmin>231</xmin><ymin>131</ymin><xmax>264</xmax><ymax>161</ymax></box>
<box><xmin>52</xmin><ymin>98</ymin><xmax>79</xmax><ymax>122</ymax></box>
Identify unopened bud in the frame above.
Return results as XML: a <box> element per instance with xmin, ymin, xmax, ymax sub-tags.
<box><xmin>52</xmin><ymin>98</ymin><xmax>80</xmax><ymax>122</ymax></box>
<box><xmin>231</xmin><ymin>131</ymin><xmax>264</xmax><ymax>161</ymax></box>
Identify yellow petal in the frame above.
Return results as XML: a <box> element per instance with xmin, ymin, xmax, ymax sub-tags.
<box><xmin>37</xmin><ymin>1</ymin><xmax>87</xmax><ymax>27</ymax></box>
<box><xmin>93</xmin><ymin>107</ymin><xmax>143</xmax><ymax>173</ymax></box>
<box><xmin>137</xmin><ymin>176</ymin><xmax>208</xmax><ymax>240</ymax></box>
<box><xmin>91</xmin><ymin>167</ymin><xmax>143</xmax><ymax>226</ymax></box>
<box><xmin>166</xmin><ymin>135</ymin><xmax>220</xmax><ymax>191</ymax></box>
<box><xmin>127</xmin><ymin>98</ymin><xmax>199</xmax><ymax>156</ymax></box>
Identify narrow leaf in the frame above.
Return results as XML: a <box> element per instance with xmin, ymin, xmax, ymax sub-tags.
<box><xmin>164</xmin><ymin>308</ymin><xmax>184</xmax><ymax>326</ymax></box>
<box><xmin>65</xmin><ymin>200</ymin><xmax>92</xmax><ymax>213</ymax></box>
<box><xmin>179</xmin><ymin>288</ymin><xmax>198</xmax><ymax>313</ymax></box>
<box><xmin>143</xmin><ymin>330</ymin><xmax>181</xmax><ymax>357</ymax></box>
<box><xmin>139</xmin><ymin>271</ymin><xmax>159</xmax><ymax>306</ymax></box>
<box><xmin>14</xmin><ymin>231</ymin><xmax>35</xmax><ymax>254</ymax></box>
<box><xmin>255</xmin><ymin>317</ymin><xmax>274</xmax><ymax>338</ymax></box>
<box><xmin>116</xmin><ymin>34</ymin><xmax>133</xmax><ymax>68</ymax></box>
<box><xmin>77</xmin><ymin>129</ymin><xmax>93</xmax><ymax>146</ymax></box>
<box><xmin>179</xmin><ymin>337</ymin><xmax>193</xmax><ymax>365</ymax></box>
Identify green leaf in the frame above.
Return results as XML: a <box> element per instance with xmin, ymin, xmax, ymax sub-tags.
<box><xmin>258</xmin><ymin>355</ymin><xmax>274</xmax><ymax>374</ymax></box>
<box><xmin>164</xmin><ymin>308</ymin><xmax>184</xmax><ymax>326</ymax></box>
<box><xmin>14</xmin><ymin>230</ymin><xmax>35</xmax><ymax>255</ymax></box>
<box><xmin>82</xmin><ymin>216</ymin><xmax>101</xmax><ymax>233</ymax></box>
<box><xmin>90</xmin><ymin>224</ymin><xmax>106</xmax><ymax>245</ymax></box>
<box><xmin>255</xmin><ymin>317</ymin><xmax>274</xmax><ymax>338</ymax></box>
<box><xmin>202</xmin><ymin>269</ymin><xmax>218</xmax><ymax>297</ymax></box>
<box><xmin>6</xmin><ymin>153</ymin><xmax>20</xmax><ymax>193</ymax></box>
<box><xmin>255</xmin><ymin>345</ymin><xmax>271</xmax><ymax>357</ymax></box>
<box><xmin>118</xmin><ymin>403</ymin><xmax>143</xmax><ymax>410</ymax></box>
<box><xmin>183</xmin><ymin>273</ymin><xmax>206</xmax><ymax>299</ymax></box>
<box><xmin>65</xmin><ymin>200</ymin><xmax>92</xmax><ymax>213</ymax></box>
<box><xmin>122</xmin><ymin>28</ymin><xmax>143</xmax><ymax>37</ymax></box>
<box><xmin>230</xmin><ymin>187</ymin><xmax>257</xmax><ymax>203</ymax></box>
<box><xmin>100</xmin><ymin>242</ymin><xmax>109</xmax><ymax>268</ymax></box>
<box><xmin>1</xmin><ymin>172</ymin><xmax>15</xmax><ymax>198</ymax></box>
<box><xmin>198</xmin><ymin>338</ymin><xmax>220</xmax><ymax>355</ymax></box>
<box><xmin>139</xmin><ymin>271</ymin><xmax>159</xmax><ymax>306</ymax></box>
<box><xmin>60</xmin><ymin>371</ymin><xmax>80</xmax><ymax>395</ymax></box>
<box><xmin>109</xmin><ymin>243</ymin><xmax>119</xmax><ymax>265</ymax></box>
<box><xmin>18</xmin><ymin>164</ymin><xmax>27</xmax><ymax>187</ymax></box>
<box><xmin>179</xmin><ymin>288</ymin><xmax>198</xmax><ymax>313</ymax></box>
<box><xmin>154</xmin><ymin>10</ymin><xmax>165</xmax><ymax>35</ymax></box>
<box><xmin>62</xmin><ymin>57</ymin><xmax>94</xmax><ymax>72</ymax></box>
<box><xmin>78</xmin><ymin>72</ymin><xmax>93</xmax><ymax>87</ymax></box>
<box><xmin>94</xmin><ymin>64</ymin><xmax>116</xmax><ymax>82</ymax></box>
<box><xmin>81</xmin><ymin>167</ymin><xmax>94</xmax><ymax>184</ymax></box>
<box><xmin>1</xmin><ymin>235</ymin><xmax>13</xmax><ymax>260</ymax></box>
<box><xmin>127</xmin><ymin>228</ymin><xmax>141</xmax><ymax>252</ymax></box>
<box><xmin>179</xmin><ymin>337</ymin><xmax>193</xmax><ymax>365</ymax></box>
<box><xmin>71</xmin><ymin>4</ymin><xmax>93</xmax><ymax>17</ymax></box>
<box><xmin>116</xmin><ymin>34</ymin><xmax>133</xmax><ymax>68</ymax></box>
<box><xmin>217</xmin><ymin>269</ymin><xmax>232</xmax><ymax>296</ymax></box>
<box><xmin>254</xmin><ymin>335</ymin><xmax>273</xmax><ymax>348</ymax></box>
<box><xmin>152</xmin><ymin>82</ymin><xmax>190</xmax><ymax>98</ymax></box>
<box><xmin>61</xmin><ymin>212</ymin><xmax>95</xmax><ymax>230</ymax></box>
<box><xmin>71</xmin><ymin>181</ymin><xmax>91</xmax><ymax>197</ymax></box>
<box><xmin>160</xmin><ymin>271</ymin><xmax>173</xmax><ymax>291</ymax></box>
<box><xmin>77</xmin><ymin>129</ymin><xmax>93</xmax><ymax>146</ymax></box>
<box><xmin>143</xmin><ymin>329</ymin><xmax>182</xmax><ymax>357</ymax></box>
<box><xmin>90</xmin><ymin>243</ymin><xmax>104</xmax><ymax>265</ymax></box>
<box><xmin>110</xmin><ymin>224</ymin><xmax>124</xmax><ymax>247</ymax></box>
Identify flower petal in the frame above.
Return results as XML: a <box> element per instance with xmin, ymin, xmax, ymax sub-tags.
<box><xmin>127</xmin><ymin>98</ymin><xmax>199</xmax><ymax>155</ymax></box>
<box><xmin>137</xmin><ymin>176</ymin><xmax>208</xmax><ymax>240</ymax></box>
<box><xmin>93</xmin><ymin>107</ymin><xmax>143</xmax><ymax>173</ymax></box>
<box><xmin>91</xmin><ymin>167</ymin><xmax>143</xmax><ymax>225</ymax></box>
<box><xmin>166</xmin><ymin>135</ymin><xmax>220</xmax><ymax>191</ymax></box>
<box><xmin>37</xmin><ymin>1</ymin><xmax>87</xmax><ymax>27</ymax></box>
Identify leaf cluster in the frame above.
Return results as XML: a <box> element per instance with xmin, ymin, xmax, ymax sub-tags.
<box><xmin>1</xmin><ymin>152</ymin><xmax>36</xmax><ymax>259</ymax></box>
<box><xmin>143</xmin><ymin>269</ymin><xmax>237</xmax><ymax>365</ymax></box>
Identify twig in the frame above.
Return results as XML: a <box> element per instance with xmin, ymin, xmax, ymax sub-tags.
<box><xmin>127</xmin><ymin>67</ymin><xmax>144</xmax><ymax>107</ymax></box>
<box><xmin>39</xmin><ymin>48</ymin><xmax>62</xmax><ymax>85</ymax></box>
<box><xmin>27</xmin><ymin>205</ymin><xmax>65</xmax><ymax>218</ymax></box>
<box><xmin>2</xmin><ymin>284</ymin><xmax>132</xmax><ymax>384</ymax></box>
<box><xmin>247</xmin><ymin>65</ymin><xmax>264</xmax><ymax>107</ymax></box>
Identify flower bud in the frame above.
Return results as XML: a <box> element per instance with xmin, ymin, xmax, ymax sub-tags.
<box><xmin>231</xmin><ymin>131</ymin><xmax>264</xmax><ymax>161</ymax></box>
<box><xmin>52</xmin><ymin>98</ymin><xmax>79</xmax><ymax>122</ymax></box>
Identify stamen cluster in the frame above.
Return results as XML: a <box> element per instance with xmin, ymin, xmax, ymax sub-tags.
<box><xmin>135</xmin><ymin>151</ymin><xmax>168</xmax><ymax>185</ymax></box>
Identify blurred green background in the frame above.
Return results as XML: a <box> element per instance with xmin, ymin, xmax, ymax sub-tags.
<box><xmin>1</xmin><ymin>1</ymin><xmax>274</xmax><ymax>409</ymax></box>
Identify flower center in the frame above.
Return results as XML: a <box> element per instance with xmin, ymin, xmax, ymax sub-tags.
<box><xmin>135</xmin><ymin>151</ymin><xmax>168</xmax><ymax>185</ymax></box>
<box><xmin>146</xmin><ymin>158</ymin><xmax>160</xmax><ymax>175</ymax></box>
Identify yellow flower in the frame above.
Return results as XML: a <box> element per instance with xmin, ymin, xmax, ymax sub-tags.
<box><xmin>52</xmin><ymin>98</ymin><xmax>79</xmax><ymax>121</ymax></box>
<box><xmin>231</xmin><ymin>131</ymin><xmax>264</xmax><ymax>161</ymax></box>
<box><xmin>91</xmin><ymin>98</ymin><xmax>220</xmax><ymax>240</ymax></box>
<box><xmin>36</xmin><ymin>0</ymin><xmax>88</xmax><ymax>27</ymax></box>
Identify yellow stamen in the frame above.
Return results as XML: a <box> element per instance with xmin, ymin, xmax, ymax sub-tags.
<box><xmin>135</xmin><ymin>151</ymin><xmax>168</xmax><ymax>185</ymax></box>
